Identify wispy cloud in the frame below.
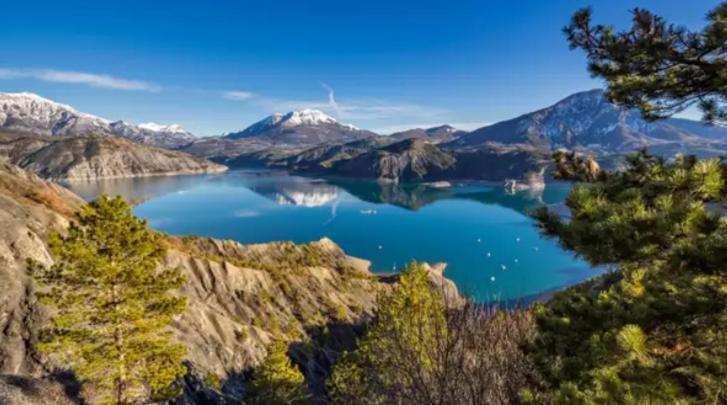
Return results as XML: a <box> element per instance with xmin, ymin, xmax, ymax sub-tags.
<box><xmin>0</xmin><ymin>68</ymin><xmax>160</xmax><ymax>91</ymax></box>
<box><xmin>247</xmin><ymin>96</ymin><xmax>448</xmax><ymax>123</ymax></box>
<box><xmin>319</xmin><ymin>82</ymin><xmax>341</xmax><ymax>118</ymax></box>
<box><xmin>220</xmin><ymin>82</ymin><xmax>448</xmax><ymax>123</ymax></box>
<box><xmin>222</xmin><ymin>90</ymin><xmax>257</xmax><ymax>101</ymax></box>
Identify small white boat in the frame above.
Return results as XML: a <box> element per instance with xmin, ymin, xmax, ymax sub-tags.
<box><xmin>360</xmin><ymin>209</ymin><xmax>378</xmax><ymax>215</ymax></box>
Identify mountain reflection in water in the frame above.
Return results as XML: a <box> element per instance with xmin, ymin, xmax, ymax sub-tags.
<box><xmin>65</xmin><ymin>169</ymin><xmax>591</xmax><ymax>302</ymax></box>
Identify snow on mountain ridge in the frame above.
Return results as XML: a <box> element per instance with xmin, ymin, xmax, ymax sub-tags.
<box><xmin>280</xmin><ymin>109</ymin><xmax>338</xmax><ymax>127</ymax></box>
<box><xmin>0</xmin><ymin>92</ymin><xmax>196</xmax><ymax>147</ymax></box>
<box><xmin>0</xmin><ymin>92</ymin><xmax>111</xmax><ymax>124</ymax></box>
<box><xmin>139</xmin><ymin>122</ymin><xmax>189</xmax><ymax>134</ymax></box>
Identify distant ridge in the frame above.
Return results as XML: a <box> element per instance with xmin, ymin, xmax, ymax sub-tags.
<box><xmin>448</xmin><ymin>89</ymin><xmax>727</xmax><ymax>155</ymax></box>
<box><xmin>0</xmin><ymin>92</ymin><xmax>196</xmax><ymax>148</ymax></box>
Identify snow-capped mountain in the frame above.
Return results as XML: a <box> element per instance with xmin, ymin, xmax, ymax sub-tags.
<box><xmin>224</xmin><ymin>109</ymin><xmax>373</xmax><ymax>146</ymax></box>
<box><xmin>449</xmin><ymin>89</ymin><xmax>727</xmax><ymax>154</ymax></box>
<box><xmin>0</xmin><ymin>92</ymin><xmax>112</xmax><ymax>137</ymax></box>
<box><xmin>0</xmin><ymin>92</ymin><xmax>196</xmax><ymax>149</ymax></box>
<box><xmin>110</xmin><ymin>120</ymin><xmax>196</xmax><ymax>149</ymax></box>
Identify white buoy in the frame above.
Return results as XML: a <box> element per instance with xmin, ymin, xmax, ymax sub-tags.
<box><xmin>490</xmin><ymin>276</ymin><xmax>496</xmax><ymax>282</ymax></box>
<box><xmin>486</xmin><ymin>252</ymin><xmax>492</xmax><ymax>257</ymax></box>
<box><xmin>378</xmin><ymin>245</ymin><xmax>383</xmax><ymax>250</ymax></box>
<box><xmin>500</xmin><ymin>264</ymin><xmax>507</xmax><ymax>271</ymax></box>
<box><xmin>516</xmin><ymin>237</ymin><xmax>521</xmax><ymax>242</ymax></box>
<box><xmin>514</xmin><ymin>258</ymin><xmax>519</xmax><ymax>263</ymax></box>
<box><xmin>533</xmin><ymin>247</ymin><xmax>539</xmax><ymax>252</ymax></box>
<box><xmin>477</xmin><ymin>238</ymin><xmax>482</xmax><ymax>243</ymax></box>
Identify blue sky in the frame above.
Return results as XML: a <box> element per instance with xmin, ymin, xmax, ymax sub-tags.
<box><xmin>0</xmin><ymin>0</ymin><xmax>715</xmax><ymax>135</ymax></box>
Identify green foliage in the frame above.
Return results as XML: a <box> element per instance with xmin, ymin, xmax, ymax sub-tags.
<box><xmin>565</xmin><ymin>3</ymin><xmax>727</xmax><ymax>123</ymax></box>
<box><xmin>328</xmin><ymin>261</ymin><xmax>446</xmax><ymax>404</ymax></box>
<box><xmin>531</xmin><ymin>152</ymin><xmax>727</xmax><ymax>403</ymax></box>
<box><xmin>33</xmin><ymin>195</ymin><xmax>188</xmax><ymax>404</ymax></box>
<box><xmin>328</xmin><ymin>262</ymin><xmax>536</xmax><ymax>404</ymax></box>
<box><xmin>328</xmin><ymin>262</ymin><xmax>446</xmax><ymax>404</ymax></box>
<box><xmin>247</xmin><ymin>338</ymin><xmax>309</xmax><ymax>405</ymax></box>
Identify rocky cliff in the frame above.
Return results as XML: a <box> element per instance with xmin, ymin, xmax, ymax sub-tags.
<box><xmin>0</xmin><ymin>131</ymin><xmax>227</xmax><ymax>182</ymax></box>
<box><xmin>0</xmin><ymin>161</ymin><xmax>459</xmax><ymax>403</ymax></box>
<box><xmin>333</xmin><ymin>138</ymin><xmax>458</xmax><ymax>183</ymax></box>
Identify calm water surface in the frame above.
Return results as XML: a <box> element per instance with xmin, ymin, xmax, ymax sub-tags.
<box><xmin>68</xmin><ymin>170</ymin><xmax>600</xmax><ymax>302</ymax></box>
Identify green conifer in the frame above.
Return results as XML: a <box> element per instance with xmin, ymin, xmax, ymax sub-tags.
<box><xmin>531</xmin><ymin>152</ymin><xmax>727</xmax><ymax>403</ymax></box>
<box><xmin>247</xmin><ymin>338</ymin><xmax>309</xmax><ymax>405</ymax></box>
<box><xmin>565</xmin><ymin>2</ymin><xmax>727</xmax><ymax>123</ymax></box>
<box><xmin>34</xmin><ymin>195</ymin><xmax>187</xmax><ymax>404</ymax></box>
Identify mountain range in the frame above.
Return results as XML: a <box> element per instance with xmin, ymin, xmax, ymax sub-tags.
<box><xmin>182</xmin><ymin>89</ymin><xmax>727</xmax><ymax>182</ymax></box>
<box><xmin>0</xmin><ymin>92</ymin><xmax>196</xmax><ymax>149</ymax></box>
<box><xmin>2</xmin><ymin>89</ymin><xmax>727</xmax><ymax>183</ymax></box>
<box><xmin>447</xmin><ymin>89</ymin><xmax>727</xmax><ymax>155</ymax></box>
<box><xmin>0</xmin><ymin>130</ymin><xmax>226</xmax><ymax>181</ymax></box>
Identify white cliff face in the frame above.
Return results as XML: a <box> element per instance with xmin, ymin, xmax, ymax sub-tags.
<box><xmin>0</xmin><ymin>92</ymin><xmax>197</xmax><ymax>148</ymax></box>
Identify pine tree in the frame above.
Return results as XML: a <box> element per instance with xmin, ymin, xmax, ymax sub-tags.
<box><xmin>33</xmin><ymin>195</ymin><xmax>188</xmax><ymax>404</ymax></box>
<box><xmin>565</xmin><ymin>3</ymin><xmax>727</xmax><ymax>123</ymax></box>
<box><xmin>530</xmin><ymin>152</ymin><xmax>727</xmax><ymax>403</ymax></box>
<box><xmin>246</xmin><ymin>338</ymin><xmax>309</xmax><ymax>405</ymax></box>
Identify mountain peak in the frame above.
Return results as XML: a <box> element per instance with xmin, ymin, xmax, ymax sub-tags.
<box><xmin>0</xmin><ymin>91</ymin><xmax>108</xmax><ymax>123</ymax></box>
<box><xmin>280</xmin><ymin>109</ymin><xmax>338</xmax><ymax>127</ymax></box>
<box><xmin>226</xmin><ymin>108</ymin><xmax>361</xmax><ymax>140</ymax></box>
<box><xmin>138</xmin><ymin>122</ymin><xmax>188</xmax><ymax>134</ymax></box>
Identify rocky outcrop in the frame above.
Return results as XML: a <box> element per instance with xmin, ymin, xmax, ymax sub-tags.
<box><xmin>0</xmin><ymin>162</ymin><xmax>462</xmax><ymax>402</ymax></box>
<box><xmin>0</xmin><ymin>160</ymin><xmax>83</xmax><ymax>375</ymax></box>
<box><xmin>0</xmin><ymin>374</ymin><xmax>79</xmax><ymax>405</ymax></box>
<box><xmin>333</xmin><ymin>138</ymin><xmax>457</xmax><ymax>183</ymax></box>
<box><xmin>0</xmin><ymin>131</ymin><xmax>227</xmax><ymax>181</ymax></box>
<box><xmin>389</xmin><ymin>125</ymin><xmax>465</xmax><ymax>144</ymax></box>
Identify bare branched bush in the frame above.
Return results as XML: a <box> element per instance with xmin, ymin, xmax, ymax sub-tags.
<box><xmin>328</xmin><ymin>263</ymin><xmax>538</xmax><ymax>405</ymax></box>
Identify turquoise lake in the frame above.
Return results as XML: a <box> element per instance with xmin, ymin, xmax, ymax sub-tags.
<box><xmin>67</xmin><ymin>170</ymin><xmax>599</xmax><ymax>302</ymax></box>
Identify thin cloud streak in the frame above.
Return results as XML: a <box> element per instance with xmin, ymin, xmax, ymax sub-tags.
<box><xmin>222</xmin><ymin>90</ymin><xmax>257</xmax><ymax>100</ymax></box>
<box><xmin>0</xmin><ymin>68</ymin><xmax>160</xmax><ymax>91</ymax></box>
<box><xmin>220</xmin><ymin>82</ymin><xmax>450</xmax><ymax>124</ymax></box>
<box><xmin>319</xmin><ymin>82</ymin><xmax>341</xmax><ymax>118</ymax></box>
